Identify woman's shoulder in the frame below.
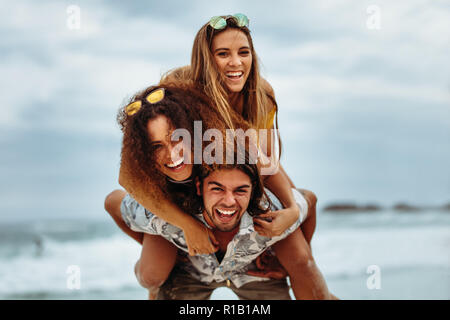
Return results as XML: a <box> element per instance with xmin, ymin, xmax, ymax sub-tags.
<box><xmin>260</xmin><ymin>77</ymin><xmax>277</xmax><ymax>114</ymax></box>
<box><xmin>260</xmin><ymin>77</ymin><xmax>275</xmax><ymax>99</ymax></box>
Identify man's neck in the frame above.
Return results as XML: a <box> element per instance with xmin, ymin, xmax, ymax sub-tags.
<box><xmin>213</xmin><ymin>227</ymin><xmax>239</xmax><ymax>253</ymax></box>
<box><xmin>202</xmin><ymin>210</ymin><xmax>240</xmax><ymax>252</ymax></box>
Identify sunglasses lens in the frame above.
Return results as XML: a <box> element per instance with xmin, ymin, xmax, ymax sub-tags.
<box><xmin>209</xmin><ymin>16</ymin><xmax>227</xmax><ymax>30</ymax></box>
<box><xmin>233</xmin><ymin>13</ymin><xmax>249</xmax><ymax>27</ymax></box>
<box><xmin>125</xmin><ymin>100</ymin><xmax>142</xmax><ymax>116</ymax></box>
<box><xmin>146</xmin><ymin>88</ymin><xmax>165</xmax><ymax>104</ymax></box>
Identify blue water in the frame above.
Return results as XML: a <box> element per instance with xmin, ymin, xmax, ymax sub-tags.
<box><xmin>0</xmin><ymin>210</ymin><xmax>449</xmax><ymax>300</ymax></box>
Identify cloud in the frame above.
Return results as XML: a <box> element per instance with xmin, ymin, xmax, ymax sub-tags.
<box><xmin>0</xmin><ymin>1</ymin><xmax>198</xmax><ymax>133</ymax></box>
<box><xmin>0</xmin><ymin>0</ymin><xmax>449</xmax><ymax>219</ymax></box>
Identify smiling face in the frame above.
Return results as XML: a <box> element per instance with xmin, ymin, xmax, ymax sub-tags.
<box><xmin>212</xmin><ymin>28</ymin><xmax>253</xmax><ymax>93</ymax></box>
<box><xmin>146</xmin><ymin>115</ymin><xmax>192</xmax><ymax>181</ymax></box>
<box><xmin>197</xmin><ymin>168</ymin><xmax>252</xmax><ymax>232</ymax></box>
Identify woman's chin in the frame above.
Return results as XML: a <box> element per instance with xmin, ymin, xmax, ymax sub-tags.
<box><xmin>163</xmin><ymin>164</ymin><xmax>193</xmax><ymax>181</ymax></box>
<box><xmin>226</xmin><ymin>84</ymin><xmax>245</xmax><ymax>93</ymax></box>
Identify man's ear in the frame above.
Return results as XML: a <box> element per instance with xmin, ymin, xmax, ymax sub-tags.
<box><xmin>195</xmin><ymin>177</ymin><xmax>202</xmax><ymax>196</ymax></box>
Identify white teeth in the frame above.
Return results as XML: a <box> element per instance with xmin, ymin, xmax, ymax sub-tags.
<box><xmin>226</xmin><ymin>71</ymin><xmax>243</xmax><ymax>77</ymax></box>
<box><xmin>217</xmin><ymin>209</ymin><xmax>237</xmax><ymax>216</ymax></box>
<box><xmin>166</xmin><ymin>158</ymin><xmax>183</xmax><ymax>168</ymax></box>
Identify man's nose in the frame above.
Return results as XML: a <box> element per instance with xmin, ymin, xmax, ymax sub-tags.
<box><xmin>222</xmin><ymin>191</ymin><xmax>237</xmax><ymax>207</ymax></box>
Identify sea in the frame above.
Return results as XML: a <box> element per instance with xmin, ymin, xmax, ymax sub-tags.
<box><xmin>0</xmin><ymin>209</ymin><xmax>448</xmax><ymax>300</ymax></box>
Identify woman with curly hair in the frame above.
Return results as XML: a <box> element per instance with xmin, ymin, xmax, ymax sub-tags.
<box><xmin>107</xmin><ymin>84</ymin><xmax>227</xmax><ymax>246</ymax></box>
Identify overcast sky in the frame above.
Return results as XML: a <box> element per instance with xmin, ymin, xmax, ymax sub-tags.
<box><xmin>0</xmin><ymin>0</ymin><xmax>449</xmax><ymax>220</ymax></box>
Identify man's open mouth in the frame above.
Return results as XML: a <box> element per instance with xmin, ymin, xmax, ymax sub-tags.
<box><xmin>215</xmin><ymin>208</ymin><xmax>239</xmax><ymax>223</ymax></box>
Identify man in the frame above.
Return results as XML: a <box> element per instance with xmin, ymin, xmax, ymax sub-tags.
<box><xmin>120</xmin><ymin>162</ymin><xmax>318</xmax><ymax>300</ymax></box>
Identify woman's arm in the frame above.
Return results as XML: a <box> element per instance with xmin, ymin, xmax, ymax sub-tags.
<box><xmin>254</xmin><ymin>126</ymin><xmax>300</xmax><ymax>236</ymax></box>
<box><xmin>253</xmin><ymin>79</ymin><xmax>301</xmax><ymax>237</ymax></box>
<box><xmin>119</xmin><ymin>162</ymin><xmax>218</xmax><ymax>256</ymax></box>
<box><xmin>254</xmin><ymin>168</ymin><xmax>300</xmax><ymax>237</ymax></box>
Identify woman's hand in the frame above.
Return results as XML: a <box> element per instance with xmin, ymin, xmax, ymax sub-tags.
<box><xmin>253</xmin><ymin>205</ymin><xmax>299</xmax><ymax>238</ymax></box>
<box><xmin>183</xmin><ymin>219</ymin><xmax>219</xmax><ymax>256</ymax></box>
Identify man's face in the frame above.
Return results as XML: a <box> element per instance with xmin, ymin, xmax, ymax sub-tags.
<box><xmin>197</xmin><ymin>168</ymin><xmax>253</xmax><ymax>232</ymax></box>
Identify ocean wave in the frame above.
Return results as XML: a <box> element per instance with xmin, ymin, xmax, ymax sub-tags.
<box><xmin>0</xmin><ymin>234</ymin><xmax>142</xmax><ymax>297</ymax></box>
<box><xmin>312</xmin><ymin>222</ymin><xmax>450</xmax><ymax>279</ymax></box>
<box><xmin>0</xmin><ymin>212</ymin><xmax>448</xmax><ymax>298</ymax></box>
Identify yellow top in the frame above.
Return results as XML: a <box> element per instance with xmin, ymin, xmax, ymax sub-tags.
<box><xmin>265</xmin><ymin>106</ymin><xmax>276</xmax><ymax>129</ymax></box>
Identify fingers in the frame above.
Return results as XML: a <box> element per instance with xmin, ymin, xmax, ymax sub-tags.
<box><xmin>186</xmin><ymin>225</ymin><xmax>219</xmax><ymax>256</ymax></box>
<box><xmin>255</xmin><ymin>256</ymin><xmax>264</xmax><ymax>269</ymax></box>
<box><xmin>266</xmin><ymin>271</ymin><xmax>287</xmax><ymax>280</ymax></box>
<box><xmin>254</xmin><ymin>223</ymin><xmax>274</xmax><ymax>238</ymax></box>
<box><xmin>246</xmin><ymin>270</ymin><xmax>270</xmax><ymax>278</ymax></box>
<box><xmin>256</xmin><ymin>212</ymin><xmax>276</xmax><ymax>222</ymax></box>
<box><xmin>253</xmin><ymin>218</ymin><xmax>272</xmax><ymax>231</ymax></box>
<box><xmin>207</xmin><ymin>229</ymin><xmax>219</xmax><ymax>247</ymax></box>
<box><xmin>246</xmin><ymin>270</ymin><xmax>286</xmax><ymax>280</ymax></box>
<box><xmin>187</xmin><ymin>239</ymin><xmax>218</xmax><ymax>257</ymax></box>
<box><xmin>253</xmin><ymin>224</ymin><xmax>269</xmax><ymax>237</ymax></box>
<box><xmin>260</xmin><ymin>253</ymin><xmax>272</xmax><ymax>265</ymax></box>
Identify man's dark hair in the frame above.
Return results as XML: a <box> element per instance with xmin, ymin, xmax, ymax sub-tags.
<box><xmin>169</xmin><ymin>143</ymin><xmax>272</xmax><ymax>217</ymax></box>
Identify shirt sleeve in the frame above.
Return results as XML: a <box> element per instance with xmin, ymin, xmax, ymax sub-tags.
<box><xmin>120</xmin><ymin>194</ymin><xmax>189</xmax><ymax>252</ymax></box>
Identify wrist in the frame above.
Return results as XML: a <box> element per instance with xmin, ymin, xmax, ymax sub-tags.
<box><xmin>178</xmin><ymin>213</ymin><xmax>200</xmax><ymax>232</ymax></box>
<box><xmin>286</xmin><ymin>204</ymin><xmax>300</xmax><ymax>223</ymax></box>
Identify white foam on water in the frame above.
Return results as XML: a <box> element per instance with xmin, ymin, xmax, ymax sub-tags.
<box><xmin>0</xmin><ymin>211</ymin><xmax>448</xmax><ymax>299</ymax></box>
<box><xmin>313</xmin><ymin>215</ymin><xmax>450</xmax><ymax>279</ymax></box>
<box><xmin>0</xmin><ymin>234</ymin><xmax>142</xmax><ymax>297</ymax></box>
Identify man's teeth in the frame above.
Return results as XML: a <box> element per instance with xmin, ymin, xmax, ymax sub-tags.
<box><xmin>166</xmin><ymin>158</ymin><xmax>183</xmax><ymax>168</ymax></box>
<box><xmin>217</xmin><ymin>209</ymin><xmax>237</xmax><ymax>216</ymax></box>
<box><xmin>226</xmin><ymin>71</ymin><xmax>243</xmax><ymax>77</ymax></box>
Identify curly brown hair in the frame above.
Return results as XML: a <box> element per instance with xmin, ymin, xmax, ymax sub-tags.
<box><xmin>118</xmin><ymin>84</ymin><xmax>219</xmax><ymax>200</ymax></box>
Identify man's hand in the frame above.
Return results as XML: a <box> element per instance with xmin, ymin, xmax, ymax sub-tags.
<box><xmin>246</xmin><ymin>250</ymin><xmax>287</xmax><ymax>280</ymax></box>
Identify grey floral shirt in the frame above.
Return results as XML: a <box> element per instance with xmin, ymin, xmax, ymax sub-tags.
<box><xmin>121</xmin><ymin>188</ymin><xmax>308</xmax><ymax>288</ymax></box>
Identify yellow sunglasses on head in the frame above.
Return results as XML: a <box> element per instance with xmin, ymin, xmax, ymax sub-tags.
<box><xmin>125</xmin><ymin>88</ymin><xmax>165</xmax><ymax>116</ymax></box>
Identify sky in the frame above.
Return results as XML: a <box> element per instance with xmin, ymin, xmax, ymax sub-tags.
<box><xmin>0</xmin><ymin>0</ymin><xmax>449</xmax><ymax>221</ymax></box>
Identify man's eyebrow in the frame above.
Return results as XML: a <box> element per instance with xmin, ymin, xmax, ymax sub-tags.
<box><xmin>235</xmin><ymin>185</ymin><xmax>251</xmax><ymax>190</ymax></box>
<box><xmin>207</xmin><ymin>181</ymin><xmax>251</xmax><ymax>189</ymax></box>
<box><xmin>208</xmin><ymin>181</ymin><xmax>224</xmax><ymax>187</ymax></box>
